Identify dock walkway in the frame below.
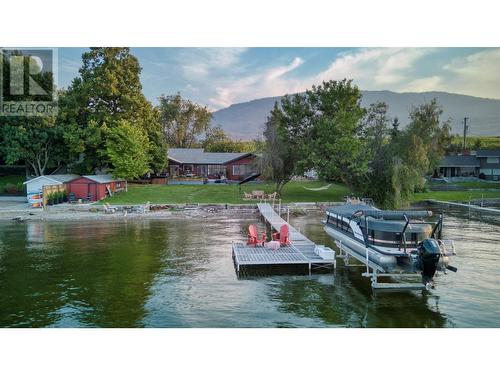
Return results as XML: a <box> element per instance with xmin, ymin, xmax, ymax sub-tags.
<box><xmin>232</xmin><ymin>203</ymin><xmax>335</xmax><ymax>273</ymax></box>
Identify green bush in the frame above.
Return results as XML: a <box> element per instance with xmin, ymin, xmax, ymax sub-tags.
<box><xmin>4</xmin><ymin>183</ymin><xmax>18</xmax><ymax>194</ymax></box>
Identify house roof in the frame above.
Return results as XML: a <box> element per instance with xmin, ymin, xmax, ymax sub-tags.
<box><xmin>168</xmin><ymin>148</ymin><xmax>254</xmax><ymax>164</ymax></box>
<box><xmin>475</xmin><ymin>149</ymin><xmax>500</xmax><ymax>157</ymax></box>
<box><xmin>23</xmin><ymin>174</ymin><xmax>80</xmax><ymax>185</ymax></box>
<box><xmin>439</xmin><ymin>155</ymin><xmax>480</xmax><ymax>167</ymax></box>
<box><xmin>82</xmin><ymin>174</ymin><xmax>126</xmax><ymax>183</ymax></box>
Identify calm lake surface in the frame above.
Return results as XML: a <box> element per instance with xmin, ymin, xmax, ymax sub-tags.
<box><xmin>0</xmin><ymin>207</ymin><xmax>499</xmax><ymax>328</ymax></box>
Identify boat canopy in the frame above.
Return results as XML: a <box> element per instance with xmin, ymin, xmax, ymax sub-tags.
<box><xmin>327</xmin><ymin>204</ymin><xmax>432</xmax><ymax>220</ymax></box>
<box><xmin>362</xmin><ymin>218</ymin><xmax>432</xmax><ymax>234</ymax></box>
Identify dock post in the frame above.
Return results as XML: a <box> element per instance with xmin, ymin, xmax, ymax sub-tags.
<box><xmin>287</xmin><ymin>207</ymin><xmax>290</xmax><ymax>223</ymax></box>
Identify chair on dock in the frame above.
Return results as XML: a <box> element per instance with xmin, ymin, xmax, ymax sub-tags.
<box><xmin>247</xmin><ymin>224</ymin><xmax>266</xmax><ymax>246</ymax></box>
<box><xmin>272</xmin><ymin>224</ymin><xmax>291</xmax><ymax>245</ymax></box>
<box><xmin>68</xmin><ymin>192</ymin><xmax>77</xmax><ymax>204</ymax></box>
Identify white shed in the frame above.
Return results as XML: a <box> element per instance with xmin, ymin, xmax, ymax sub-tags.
<box><xmin>23</xmin><ymin>174</ymin><xmax>80</xmax><ymax>207</ymax></box>
<box><xmin>23</xmin><ymin>174</ymin><xmax>80</xmax><ymax>194</ymax></box>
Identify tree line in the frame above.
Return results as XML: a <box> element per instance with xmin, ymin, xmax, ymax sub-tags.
<box><xmin>0</xmin><ymin>48</ymin><xmax>258</xmax><ymax>180</ymax></box>
<box><xmin>262</xmin><ymin>79</ymin><xmax>452</xmax><ymax>208</ymax></box>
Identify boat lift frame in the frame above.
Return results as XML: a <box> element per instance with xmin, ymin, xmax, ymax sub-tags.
<box><xmin>336</xmin><ymin>239</ymin><xmax>427</xmax><ymax>291</ymax></box>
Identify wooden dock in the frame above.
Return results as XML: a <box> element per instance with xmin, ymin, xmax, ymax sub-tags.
<box><xmin>232</xmin><ymin>203</ymin><xmax>336</xmax><ymax>273</ymax></box>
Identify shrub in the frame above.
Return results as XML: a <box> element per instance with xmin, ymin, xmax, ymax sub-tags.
<box><xmin>4</xmin><ymin>183</ymin><xmax>18</xmax><ymax>194</ymax></box>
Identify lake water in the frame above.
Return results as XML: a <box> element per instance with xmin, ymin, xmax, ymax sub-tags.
<box><xmin>0</xmin><ymin>207</ymin><xmax>499</xmax><ymax>328</ymax></box>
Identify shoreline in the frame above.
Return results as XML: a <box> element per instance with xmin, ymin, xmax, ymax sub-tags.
<box><xmin>0</xmin><ymin>202</ymin><xmax>331</xmax><ymax>223</ymax></box>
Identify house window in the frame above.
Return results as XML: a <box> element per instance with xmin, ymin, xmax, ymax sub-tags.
<box><xmin>232</xmin><ymin>164</ymin><xmax>253</xmax><ymax>176</ymax></box>
<box><xmin>486</xmin><ymin>157</ymin><xmax>500</xmax><ymax>164</ymax></box>
<box><xmin>208</xmin><ymin>165</ymin><xmax>226</xmax><ymax>176</ymax></box>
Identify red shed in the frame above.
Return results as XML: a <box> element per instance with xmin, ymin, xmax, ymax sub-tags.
<box><xmin>66</xmin><ymin>174</ymin><xmax>127</xmax><ymax>201</ymax></box>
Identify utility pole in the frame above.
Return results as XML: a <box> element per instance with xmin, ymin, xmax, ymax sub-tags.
<box><xmin>463</xmin><ymin>117</ymin><xmax>469</xmax><ymax>152</ymax></box>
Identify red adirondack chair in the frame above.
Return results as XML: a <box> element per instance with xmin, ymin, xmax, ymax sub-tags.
<box><xmin>247</xmin><ymin>224</ymin><xmax>266</xmax><ymax>246</ymax></box>
<box><xmin>272</xmin><ymin>224</ymin><xmax>291</xmax><ymax>245</ymax></box>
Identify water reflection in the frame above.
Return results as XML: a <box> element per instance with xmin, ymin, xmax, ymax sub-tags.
<box><xmin>0</xmin><ymin>207</ymin><xmax>498</xmax><ymax>327</ymax></box>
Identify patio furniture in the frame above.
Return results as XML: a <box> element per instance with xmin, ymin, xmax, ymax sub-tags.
<box><xmin>252</xmin><ymin>190</ymin><xmax>265</xmax><ymax>199</ymax></box>
<box><xmin>243</xmin><ymin>192</ymin><xmax>253</xmax><ymax>200</ymax></box>
<box><xmin>68</xmin><ymin>192</ymin><xmax>77</xmax><ymax>204</ymax></box>
<box><xmin>247</xmin><ymin>224</ymin><xmax>266</xmax><ymax>246</ymax></box>
<box><xmin>272</xmin><ymin>224</ymin><xmax>291</xmax><ymax>245</ymax></box>
<box><xmin>266</xmin><ymin>192</ymin><xmax>278</xmax><ymax>200</ymax></box>
<box><xmin>85</xmin><ymin>193</ymin><xmax>93</xmax><ymax>203</ymax></box>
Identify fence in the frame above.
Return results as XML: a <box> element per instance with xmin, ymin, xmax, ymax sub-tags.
<box><xmin>42</xmin><ymin>184</ymin><xmax>67</xmax><ymax>206</ymax></box>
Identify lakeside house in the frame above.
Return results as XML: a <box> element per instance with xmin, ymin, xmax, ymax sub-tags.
<box><xmin>437</xmin><ymin>149</ymin><xmax>500</xmax><ymax>180</ymax></box>
<box><xmin>167</xmin><ymin>148</ymin><xmax>257</xmax><ymax>183</ymax></box>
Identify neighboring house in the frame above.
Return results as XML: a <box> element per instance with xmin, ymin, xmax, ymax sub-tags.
<box><xmin>66</xmin><ymin>175</ymin><xmax>127</xmax><ymax>201</ymax></box>
<box><xmin>437</xmin><ymin>155</ymin><xmax>480</xmax><ymax>178</ymax></box>
<box><xmin>167</xmin><ymin>148</ymin><xmax>257</xmax><ymax>182</ymax></box>
<box><xmin>437</xmin><ymin>149</ymin><xmax>500</xmax><ymax>180</ymax></box>
<box><xmin>475</xmin><ymin>149</ymin><xmax>500</xmax><ymax>181</ymax></box>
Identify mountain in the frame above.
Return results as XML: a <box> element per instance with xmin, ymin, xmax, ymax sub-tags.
<box><xmin>211</xmin><ymin>90</ymin><xmax>500</xmax><ymax>139</ymax></box>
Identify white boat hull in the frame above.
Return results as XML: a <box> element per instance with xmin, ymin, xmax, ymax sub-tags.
<box><xmin>323</xmin><ymin>225</ymin><xmax>397</xmax><ymax>271</ymax></box>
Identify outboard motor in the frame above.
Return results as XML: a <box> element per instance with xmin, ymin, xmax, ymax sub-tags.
<box><xmin>418</xmin><ymin>238</ymin><xmax>441</xmax><ymax>284</ymax></box>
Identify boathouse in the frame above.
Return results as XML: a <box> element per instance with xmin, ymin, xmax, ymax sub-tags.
<box><xmin>65</xmin><ymin>175</ymin><xmax>127</xmax><ymax>201</ymax></box>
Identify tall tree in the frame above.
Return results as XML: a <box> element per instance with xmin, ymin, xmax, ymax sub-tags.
<box><xmin>0</xmin><ymin>115</ymin><xmax>66</xmax><ymax>176</ymax></box>
<box><xmin>358</xmin><ymin>102</ymin><xmax>394</xmax><ymax>206</ymax></box>
<box><xmin>158</xmin><ymin>93</ymin><xmax>212</xmax><ymax>148</ymax></box>
<box><xmin>202</xmin><ymin>126</ymin><xmax>260</xmax><ymax>152</ymax></box>
<box><xmin>262</xmin><ymin>103</ymin><xmax>299</xmax><ymax>195</ymax></box>
<box><xmin>388</xmin><ymin>100</ymin><xmax>451</xmax><ymax>207</ymax></box>
<box><xmin>106</xmin><ymin>120</ymin><xmax>150</xmax><ymax>180</ymax></box>
<box><xmin>306</xmin><ymin>80</ymin><xmax>367</xmax><ymax>188</ymax></box>
<box><xmin>0</xmin><ymin>50</ymin><xmax>66</xmax><ymax>176</ymax></box>
<box><xmin>59</xmin><ymin>48</ymin><xmax>166</xmax><ymax>174</ymax></box>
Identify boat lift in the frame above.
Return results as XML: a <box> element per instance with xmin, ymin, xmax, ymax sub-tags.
<box><xmin>334</xmin><ymin>211</ymin><xmax>457</xmax><ymax>292</ymax></box>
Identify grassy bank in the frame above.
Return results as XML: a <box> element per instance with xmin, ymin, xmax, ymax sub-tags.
<box><xmin>429</xmin><ymin>180</ymin><xmax>500</xmax><ymax>189</ymax></box>
<box><xmin>102</xmin><ymin>181</ymin><xmax>351</xmax><ymax>205</ymax></box>
<box><xmin>97</xmin><ymin>179</ymin><xmax>500</xmax><ymax>206</ymax></box>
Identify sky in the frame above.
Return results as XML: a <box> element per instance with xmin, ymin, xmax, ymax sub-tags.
<box><xmin>58</xmin><ymin>47</ymin><xmax>500</xmax><ymax>110</ymax></box>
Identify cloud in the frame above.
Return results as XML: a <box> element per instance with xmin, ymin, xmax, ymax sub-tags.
<box><xmin>208</xmin><ymin>56</ymin><xmax>306</xmax><ymax>108</ymax></box>
<box><xmin>145</xmin><ymin>47</ymin><xmax>500</xmax><ymax>110</ymax></box>
<box><xmin>208</xmin><ymin>48</ymin><xmax>436</xmax><ymax>109</ymax></box>
<box><xmin>180</xmin><ymin>48</ymin><xmax>247</xmax><ymax>79</ymax></box>
<box><xmin>443</xmin><ymin>48</ymin><xmax>500</xmax><ymax>99</ymax></box>
<box><xmin>317</xmin><ymin>48</ymin><xmax>434</xmax><ymax>87</ymax></box>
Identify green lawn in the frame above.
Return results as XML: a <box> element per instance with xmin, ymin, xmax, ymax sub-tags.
<box><xmin>97</xmin><ymin>178</ymin><xmax>500</xmax><ymax>206</ymax></box>
<box><xmin>450</xmin><ymin>181</ymin><xmax>500</xmax><ymax>189</ymax></box>
<box><xmin>0</xmin><ymin>175</ymin><xmax>25</xmax><ymax>194</ymax></box>
<box><xmin>413</xmin><ymin>190</ymin><xmax>500</xmax><ymax>202</ymax></box>
<box><xmin>102</xmin><ymin>181</ymin><xmax>351</xmax><ymax>205</ymax></box>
